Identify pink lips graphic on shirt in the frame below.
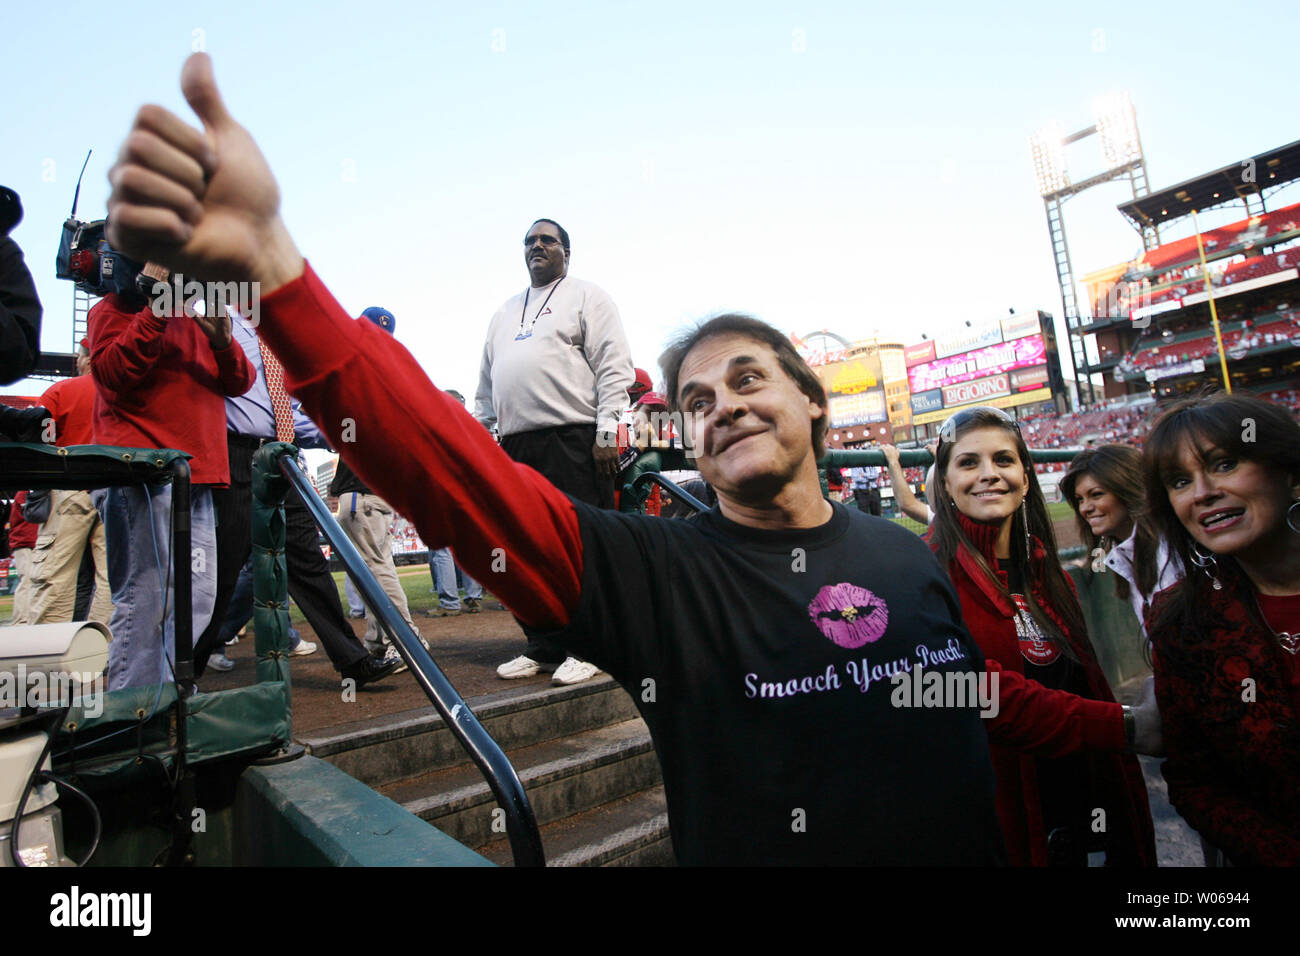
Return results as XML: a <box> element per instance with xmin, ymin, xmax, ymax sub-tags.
<box><xmin>808</xmin><ymin>583</ymin><xmax>889</xmax><ymax>649</ymax></box>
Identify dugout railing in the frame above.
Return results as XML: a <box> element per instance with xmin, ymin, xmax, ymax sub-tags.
<box><xmin>621</xmin><ymin>446</ymin><xmax>1088</xmax><ymax>516</ymax></box>
<box><xmin>274</xmin><ymin>445</ymin><xmax>544</xmax><ymax>867</ymax></box>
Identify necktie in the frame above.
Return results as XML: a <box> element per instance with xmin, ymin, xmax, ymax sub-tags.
<box><xmin>258</xmin><ymin>337</ymin><xmax>295</xmax><ymax>443</ymax></box>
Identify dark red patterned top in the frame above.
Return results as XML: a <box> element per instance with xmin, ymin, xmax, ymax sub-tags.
<box><xmin>1148</xmin><ymin>574</ymin><xmax>1300</xmax><ymax>865</ymax></box>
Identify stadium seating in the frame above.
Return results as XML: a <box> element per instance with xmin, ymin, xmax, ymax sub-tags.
<box><xmin>1135</xmin><ymin>202</ymin><xmax>1300</xmax><ymax>278</ymax></box>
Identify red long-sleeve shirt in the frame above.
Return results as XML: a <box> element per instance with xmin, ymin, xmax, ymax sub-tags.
<box><xmin>938</xmin><ymin>515</ymin><xmax>1154</xmax><ymax>866</ymax></box>
<box><xmin>89</xmin><ymin>294</ymin><xmax>255</xmax><ymax>485</ymax></box>
<box><xmin>39</xmin><ymin>374</ymin><xmax>96</xmax><ymax>447</ymax></box>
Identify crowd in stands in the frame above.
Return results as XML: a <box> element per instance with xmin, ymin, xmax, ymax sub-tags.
<box><xmin>1133</xmin><ymin>202</ymin><xmax>1300</xmax><ymax>279</ymax></box>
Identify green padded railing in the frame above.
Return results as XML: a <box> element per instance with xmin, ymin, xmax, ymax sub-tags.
<box><xmin>3</xmin><ymin>441</ymin><xmax>292</xmax><ymax>866</ymax></box>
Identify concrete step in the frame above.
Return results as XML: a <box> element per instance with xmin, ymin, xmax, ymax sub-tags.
<box><xmin>376</xmin><ymin>718</ymin><xmax>662</xmax><ymax>850</ymax></box>
<box><xmin>299</xmin><ymin>676</ymin><xmax>638</xmax><ymax>789</ymax></box>
<box><xmin>479</xmin><ymin>786</ymin><xmax>673</xmax><ymax>867</ymax></box>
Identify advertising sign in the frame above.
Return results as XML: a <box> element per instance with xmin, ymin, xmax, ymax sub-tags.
<box><xmin>828</xmin><ymin>360</ymin><xmax>878</xmax><ymax>395</ymax></box>
<box><xmin>911</xmin><ymin>388</ymin><xmax>1053</xmax><ymax>427</ymax></box>
<box><xmin>1000</xmin><ymin>311</ymin><xmax>1041</xmax><ymax>342</ymax></box>
<box><xmin>1145</xmin><ymin>358</ymin><xmax>1206</xmax><ymax>383</ymax></box>
<box><xmin>1009</xmin><ymin>365</ymin><xmax>1049</xmax><ymax>392</ymax></box>
<box><xmin>910</xmin><ymin>389</ymin><xmax>944</xmax><ymax>414</ymax></box>
<box><xmin>934</xmin><ymin>317</ymin><xmax>1004</xmax><ymax>359</ymax></box>
<box><xmin>908</xmin><ymin>335</ymin><xmax>1046</xmax><ymax>393</ymax></box>
<box><xmin>942</xmin><ymin>373</ymin><xmax>1010</xmax><ymax>407</ymax></box>
<box><xmin>903</xmin><ymin>341</ymin><xmax>936</xmax><ymax>367</ymax></box>
<box><xmin>829</xmin><ymin>389</ymin><xmax>887</xmax><ymax>428</ymax></box>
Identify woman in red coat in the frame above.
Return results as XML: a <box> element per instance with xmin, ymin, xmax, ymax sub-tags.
<box><xmin>929</xmin><ymin>406</ymin><xmax>1156</xmax><ymax>866</ymax></box>
<box><xmin>1143</xmin><ymin>393</ymin><xmax>1300</xmax><ymax>866</ymax></box>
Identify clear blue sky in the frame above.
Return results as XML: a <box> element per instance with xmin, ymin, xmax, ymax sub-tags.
<box><xmin>5</xmin><ymin>0</ymin><xmax>1298</xmax><ymax>400</ymax></box>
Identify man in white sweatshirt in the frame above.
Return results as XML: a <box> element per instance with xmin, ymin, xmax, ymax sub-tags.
<box><xmin>475</xmin><ymin>218</ymin><xmax>635</xmax><ymax>685</ymax></box>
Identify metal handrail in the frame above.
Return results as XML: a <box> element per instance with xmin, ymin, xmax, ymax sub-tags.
<box><xmin>275</xmin><ymin>453</ymin><xmax>545</xmax><ymax>868</ymax></box>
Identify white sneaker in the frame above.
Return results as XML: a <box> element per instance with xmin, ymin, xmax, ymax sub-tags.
<box><xmin>380</xmin><ymin>644</ymin><xmax>408</xmax><ymax>675</ymax></box>
<box><xmin>207</xmin><ymin>652</ymin><xmax>235</xmax><ymax>672</ymax></box>
<box><xmin>552</xmin><ymin>657</ymin><xmax>602</xmax><ymax>686</ymax></box>
<box><xmin>290</xmin><ymin>640</ymin><xmax>318</xmax><ymax>657</ymax></box>
<box><xmin>496</xmin><ymin>655</ymin><xmax>558</xmax><ymax>680</ymax></box>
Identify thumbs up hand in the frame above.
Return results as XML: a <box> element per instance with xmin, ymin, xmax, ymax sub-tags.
<box><xmin>107</xmin><ymin>53</ymin><xmax>303</xmax><ymax>292</ymax></box>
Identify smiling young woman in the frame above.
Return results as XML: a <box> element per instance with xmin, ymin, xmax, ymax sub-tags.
<box><xmin>929</xmin><ymin>407</ymin><xmax>1156</xmax><ymax>867</ymax></box>
<box><xmin>1062</xmin><ymin>445</ymin><xmax>1182</xmax><ymax>636</ymax></box>
<box><xmin>1143</xmin><ymin>393</ymin><xmax>1300</xmax><ymax>866</ymax></box>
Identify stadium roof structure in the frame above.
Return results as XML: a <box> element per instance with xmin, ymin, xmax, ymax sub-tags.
<box><xmin>1117</xmin><ymin>139</ymin><xmax>1300</xmax><ymax>233</ymax></box>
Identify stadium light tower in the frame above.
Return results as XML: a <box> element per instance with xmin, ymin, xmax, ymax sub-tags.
<box><xmin>1030</xmin><ymin>92</ymin><xmax>1155</xmax><ymax>407</ymax></box>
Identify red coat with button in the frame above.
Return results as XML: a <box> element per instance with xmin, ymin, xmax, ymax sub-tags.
<box><xmin>933</xmin><ymin>511</ymin><xmax>1156</xmax><ymax>866</ymax></box>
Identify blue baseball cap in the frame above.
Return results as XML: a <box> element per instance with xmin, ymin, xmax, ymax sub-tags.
<box><xmin>361</xmin><ymin>306</ymin><xmax>396</xmax><ymax>333</ymax></box>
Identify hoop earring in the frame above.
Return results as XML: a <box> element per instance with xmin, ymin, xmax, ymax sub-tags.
<box><xmin>1287</xmin><ymin>500</ymin><xmax>1300</xmax><ymax>535</ymax></box>
<box><xmin>1189</xmin><ymin>543</ymin><xmax>1224</xmax><ymax>591</ymax></box>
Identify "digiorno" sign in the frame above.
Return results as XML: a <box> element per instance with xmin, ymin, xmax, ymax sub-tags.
<box><xmin>942</xmin><ymin>373</ymin><xmax>1010</xmax><ymax>406</ymax></box>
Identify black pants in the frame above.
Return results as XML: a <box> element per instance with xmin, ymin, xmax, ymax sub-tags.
<box><xmin>500</xmin><ymin>423</ymin><xmax>613</xmax><ymax>663</ymax></box>
<box><xmin>73</xmin><ymin>545</ymin><xmax>95</xmax><ymax>620</ymax></box>
<box><xmin>194</xmin><ymin>434</ymin><xmax>369</xmax><ymax>677</ymax></box>
<box><xmin>853</xmin><ymin>488</ymin><xmax>881</xmax><ymax>516</ymax></box>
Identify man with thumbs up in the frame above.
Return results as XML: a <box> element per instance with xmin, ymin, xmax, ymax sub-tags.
<box><xmin>101</xmin><ymin>55</ymin><xmax>1018</xmax><ymax>865</ymax></box>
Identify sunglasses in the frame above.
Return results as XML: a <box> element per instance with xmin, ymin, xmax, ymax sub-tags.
<box><xmin>937</xmin><ymin>405</ymin><xmax>1021</xmax><ymax>445</ymax></box>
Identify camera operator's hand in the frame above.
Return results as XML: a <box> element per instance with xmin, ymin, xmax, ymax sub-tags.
<box><xmin>191</xmin><ymin>307</ymin><xmax>232</xmax><ymax>350</ymax></box>
<box><xmin>106</xmin><ymin>53</ymin><xmax>303</xmax><ymax>294</ymax></box>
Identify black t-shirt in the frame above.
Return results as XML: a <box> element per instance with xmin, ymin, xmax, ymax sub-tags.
<box><xmin>525</xmin><ymin>500</ymin><xmax>1006</xmax><ymax>865</ymax></box>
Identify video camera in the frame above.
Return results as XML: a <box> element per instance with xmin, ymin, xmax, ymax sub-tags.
<box><xmin>53</xmin><ymin>151</ymin><xmax>150</xmax><ymax>300</ymax></box>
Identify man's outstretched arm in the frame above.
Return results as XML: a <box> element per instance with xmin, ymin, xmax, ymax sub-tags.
<box><xmin>104</xmin><ymin>53</ymin><xmax>584</xmax><ymax>629</ymax></box>
<box><xmin>259</xmin><ymin>265</ymin><xmax>584</xmax><ymax>628</ymax></box>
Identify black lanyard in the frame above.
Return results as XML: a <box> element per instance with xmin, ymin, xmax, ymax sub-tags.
<box><xmin>519</xmin><ymin>276</ymin><xmax>565</xmax><ymax>336</ymax></box>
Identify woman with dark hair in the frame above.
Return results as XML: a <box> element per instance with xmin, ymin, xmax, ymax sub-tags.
<box><xmin>1062</xmin><ymin>445</ymin><xmax>1182</xmax><ymax>635</ymax></box>
<box><xmin>1143</xmin><ymin>393</ymin><xmax>1300</xmax><ymax>866</ymax></box>
<box><xmin>930</xmin><ymin>406</ymin><xmax>1156</xmax><ymax>866</ymax></box>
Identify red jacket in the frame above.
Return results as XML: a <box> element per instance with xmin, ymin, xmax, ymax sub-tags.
<box><xmin>39</xmin><ymin>374</ymin><xmax>96</xmax><ymax>447</ymax></box>
<box><xmin>89</xmin><ymin>294</ymin><xmax>255</xmax><ymax>485</ymax></box>
<box><xmin>1148</xmin><ymin>573</ymin><xmax>1300</xmax><ymax>865</ymax></box>
<box><xmin>934</xmin><ymin>513</ymin><xmax>1156</xmax><ymax>866</ymax></box>
<box><xmin>8</xmin><ymin>492</ymin><xmax>37</xmax><ymax>551</ymax></box>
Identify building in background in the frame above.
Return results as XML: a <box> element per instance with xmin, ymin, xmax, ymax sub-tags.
<box><xmin>791</xmin><ymin>331</ymin><xmax>908</xmax><ymax>449</ymax></box>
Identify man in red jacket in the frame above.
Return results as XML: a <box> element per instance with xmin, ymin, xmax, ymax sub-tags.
<box><xmin>25</xmin><ymin>340</ymin><xmax>113</xmax><ymax>625</ymax></box>
<box><xmin>89</xmin><ymin>271</ymin><xmax>255</xmax><ymax>690</ymax></box>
